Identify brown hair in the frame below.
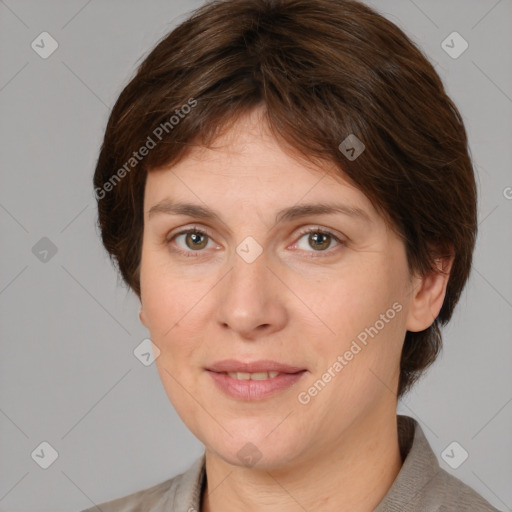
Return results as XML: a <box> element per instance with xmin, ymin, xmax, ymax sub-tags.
<box><xmin>93</xmin><ymin>0</ymin><xmax>477</xmax><ymax>397</ymax></box>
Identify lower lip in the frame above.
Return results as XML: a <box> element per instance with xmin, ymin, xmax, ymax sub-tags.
<box><xmin>207</xmin><ymin>370</ymin><xmax>307</xmax><ymax>401</ymax></box>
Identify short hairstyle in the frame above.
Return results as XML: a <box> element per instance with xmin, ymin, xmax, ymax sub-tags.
<box><xmin>93</xmin><ymin>0</ymin><xmax>477</xmax><ymax>398</ymax></box>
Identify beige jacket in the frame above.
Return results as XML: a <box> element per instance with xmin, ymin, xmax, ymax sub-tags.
<box><xmin>80</xmin><ymin>415</ymin><xmax>501</xmax><ymax>511</ymax></box>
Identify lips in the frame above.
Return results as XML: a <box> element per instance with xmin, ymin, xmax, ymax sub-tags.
<box><xmin>207</xmin><ymin>367</ymin><xmax>307</xmax><ymax>401</ymax></box>
<box><xmin>206</xmin><ymin>359</ymin><xmax>306</xmax><ymax>374</ymax></box>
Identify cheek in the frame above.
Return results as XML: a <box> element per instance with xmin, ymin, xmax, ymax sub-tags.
<box><xmin>140</xmin><ymin>259</ymin><xmax>188</xmax><ymax>351</ymax></box>
<box><xmin>316</xmin><ymin>264</ymin><xmax>400</xmax><ymax>334</ymax></box>
<box><xmin>306</xmin><ymin>259</ymin><xmax>407</xmax><ymax>384</ymax></box>
<box><xmin>140</xmin><ymin>245</ymin><xmax>185</xmax><ymax>322</ymax></box>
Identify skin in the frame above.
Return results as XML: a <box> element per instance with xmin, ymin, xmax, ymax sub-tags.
<box><xmin>139</xmin><ymin>106</ymin><xmax>452</xmax><ymax>512</ymax></box>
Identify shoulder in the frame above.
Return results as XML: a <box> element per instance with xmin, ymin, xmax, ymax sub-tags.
<box><xmin>419</xmin><ymin>466</ymin><xmax>502</xmax><ymax>511</ymax></box>
<box><xmin>79</xmin><ymin>455</ymin><xmax>205</xmax><ymax>512</ymax></box>
<box><xmin>377</xmin><ymin>415</ymin><xmax>503</xmax><ymax>512</ymax></box>
<box><xmin>79</xmin><ymin>476</ymin><xmax>178</xmax><ymax>512</ymax></box>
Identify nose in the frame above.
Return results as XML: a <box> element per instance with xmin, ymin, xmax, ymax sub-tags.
<box><xmin>215</xmin><ymin>247</ymin><xmax>288</xmax><ymax>340</ymax></box>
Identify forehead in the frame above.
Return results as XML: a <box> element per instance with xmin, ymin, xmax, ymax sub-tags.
<box><xmin>144</xmin><ymin>108</ymin><xmax>379</xmax><ymax>224</ymax></box>
<box><xmin>148</xmin><ymin>107</ymin><xmax>330</xmax><ymax>180</ymax></box>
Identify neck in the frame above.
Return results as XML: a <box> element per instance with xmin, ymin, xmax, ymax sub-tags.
<box><xmin>200</xmin><ymin>406</ymin><xmax>402</xmax><ymax>512</ymax></box>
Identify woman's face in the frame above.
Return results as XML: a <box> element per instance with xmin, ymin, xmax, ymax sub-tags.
<box><xmin>139</xmin><ymin>108</ymin><xmax>419</xmax><ymax>470</ymax></box>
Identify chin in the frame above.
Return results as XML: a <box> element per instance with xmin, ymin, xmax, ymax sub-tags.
<box><xmin>205</xmin><ymin>430</ymin><xmax>305</xmax><ymax>471</ymax></box>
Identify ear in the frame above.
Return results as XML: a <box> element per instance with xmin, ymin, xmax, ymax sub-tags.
<box><xmin>405</xmin><ymin>251</ymin><xmax>454</xmax><ymax>332</ymax></box>
<box><xmin>139</xmin><ymin>305</ymin><xmax>149</xmax><ymax>328</ymax></box>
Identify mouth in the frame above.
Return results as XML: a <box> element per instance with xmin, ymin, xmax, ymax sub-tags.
<box><xmin>205</xmin><ymin>360</ymin><xmax>308</xmax><ymax>401</ymax></box>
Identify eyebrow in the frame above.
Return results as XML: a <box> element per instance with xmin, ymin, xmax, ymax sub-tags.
<box><xmin>147</xmin><ymin>199</ymin><xmax>372</xmax><ymax>225</ymax></box>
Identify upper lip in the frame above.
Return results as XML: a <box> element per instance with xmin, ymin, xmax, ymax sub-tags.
<box><xmin>206</xmin><ymin>359</ymin><xmax>306</xmax><ymax>374</ymax></box>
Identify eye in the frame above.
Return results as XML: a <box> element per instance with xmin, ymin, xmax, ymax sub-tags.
<box><xmin>168</xmin><ymin>226</ymin><xmax>216</xmax><ymax>257</ymax></box>
<box><xmin>292</xmin><ymin>227</ymin><xmax>344</xmax><ymax>256</ymax></box>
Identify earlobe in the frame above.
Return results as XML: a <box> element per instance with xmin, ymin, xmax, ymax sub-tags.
<box><xmin>139</xmin><ymin>305</ymin><xmax>148</xmax><ymax>327</ymax></box>
<box><xmin>405</xmin><ymin>255</ymin><xmax>454</xmax><ymax>333</ymax></box>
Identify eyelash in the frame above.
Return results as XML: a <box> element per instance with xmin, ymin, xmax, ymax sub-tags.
<box><xmin>166</xmin><ymin>225</ymin><xmax>345</xmax><ymax>259</ymax></box>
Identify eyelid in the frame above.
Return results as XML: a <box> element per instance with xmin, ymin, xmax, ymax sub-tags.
<box><xmin>166</xmin><ymin>224</ymin><xmax>212</xmax><ymax>241</ymax></box>
<box><xmin>294</xmin><ymin>225</ymin><xmax>345</xmax><ymax>242</ymax></box>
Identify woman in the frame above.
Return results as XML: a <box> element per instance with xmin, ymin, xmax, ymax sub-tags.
<box><xmin>84</xmin><ymin>0</ymin><xmax>501</xmax><ymax>510</ymax></box>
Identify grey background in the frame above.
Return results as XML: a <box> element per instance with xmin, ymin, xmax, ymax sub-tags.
<box><xmin>0</xmin><ymin>0</ymin><xmax>511</xmax><ymax>511</ymax></box>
